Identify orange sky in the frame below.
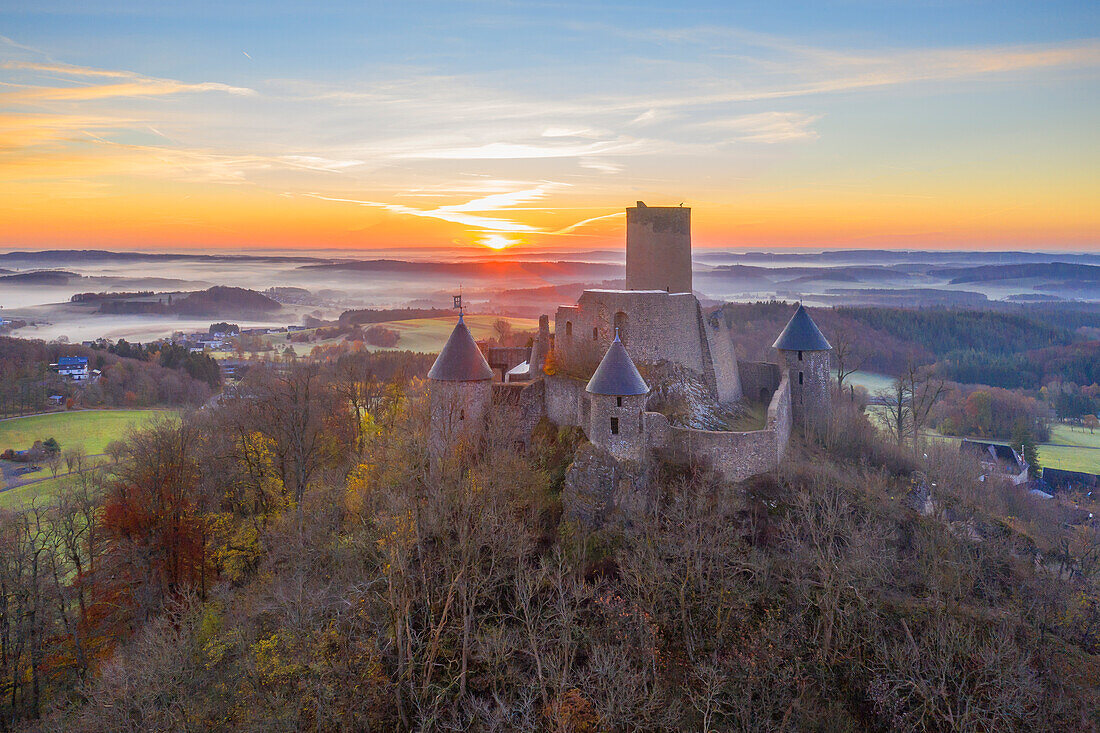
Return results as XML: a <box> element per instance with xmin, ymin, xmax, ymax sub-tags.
<box><xmin>2</xmin><ymin>5</ymin><xmax>1098</xmax><ymax>253</ymax></box>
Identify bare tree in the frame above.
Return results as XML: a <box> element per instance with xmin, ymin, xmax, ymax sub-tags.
<box><xmin>63</xmin><ymin>446</ymin><xmax>87</xmax><ymax>475</ymax></box>
<box><xmin>45</xmin><ymin>451</ymin><xmax>64</xmax><ymax>479</ymax></box>
<box><xmin>105</xmin><ymin>440</ymin><xmax>128</xmax><ymax>465</ymax></box>
<box><xmin>878</xmin><ymin>378</ymin><xmax>911</xmax><ymax>446</ymax></box>
<box><xmin>493</xmin><ymin>318</ymin><xmax>513</xmax><ymax>344</ymax></box>
<box><xmin>904</xmin><ymin>362</ymin><xmax>949</xmax><ymax>445</ymax></box>
<box><xmin>833</xmin><ymin>325</ymin><xmax>865</xmax><ymax>395</ymax></box>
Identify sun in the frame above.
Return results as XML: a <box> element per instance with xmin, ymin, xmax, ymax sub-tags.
<box><xmin>479</xmin><ymin>233</ymin><xmax>520</xmax><ymax>250</ymax></box>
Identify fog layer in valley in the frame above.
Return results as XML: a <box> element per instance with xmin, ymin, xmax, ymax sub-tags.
<box><xmin>2</xmin><ymin>247</ymin><xmax>1099</xmax><ymax>343</ymax></box>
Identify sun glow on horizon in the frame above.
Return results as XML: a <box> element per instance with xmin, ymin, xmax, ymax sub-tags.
<box><xmin>479</xmin><ymin>233</ymin><xmax>521</xmax><ymax>250</ymax></box>
<box><xmin>0</xmin><ymin>2</ymin><xmax>1097</xmax><ymax>252</ymax></box>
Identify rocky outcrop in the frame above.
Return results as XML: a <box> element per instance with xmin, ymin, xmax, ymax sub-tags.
<box><xmin>562</xmin><ymin>443</ymin><xmax>652</xmax><ymax>528</ymax></box>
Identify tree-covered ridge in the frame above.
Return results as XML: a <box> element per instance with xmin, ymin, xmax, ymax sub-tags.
<box><xmin>835</xmin><ymin>306</ymin><xmax>1072</xmax><ymax>358</ymax></box>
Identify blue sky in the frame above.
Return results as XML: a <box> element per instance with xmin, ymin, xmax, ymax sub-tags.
<box><xmin>1</xmin><ymin>0</ymin><xmax>1097</xmax><ymax>250</ymax></box>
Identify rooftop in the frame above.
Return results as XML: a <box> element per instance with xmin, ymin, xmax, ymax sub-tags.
<box><xmin>427</xmin><ymin>314</ymin><xmax>493</xmax><ymax>382</ymax></box>
<box><xmin>773</xmin><ymin>304</ymin><xmax>831</xmax><ymax>351</ymax></box>
<box><xmin>586</xmin><ymin>333</ymin><xmax>649</xmax><ymax>396</ymax></box>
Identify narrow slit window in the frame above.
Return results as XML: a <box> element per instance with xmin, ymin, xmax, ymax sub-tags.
<box><xmin>616</xmin><ymin>396</ymin><xmax>623</xmax><ymax>407</ymax></box>
<box><xmin>798</xmin><ymin>350</ymin><xmax>803</xmax><ymax>361</ymax></box>
<box><xmin>592</xmin><ymin>327</ymin><xmax>599</xmax><ymax>341</ymax></box>
<box><xmin>610</xmin><ymin>417</ymin><xmax>619</xmax><ymax>435</ymax></box>
<box><xmin>798</xmin><ymin>372</ymin><xmax>804</xmax><ymax>386</ymax></box>
<box><xmin>565</xmin><ymin>321</ymin><xmax>572</xmax><ymax>337</ymax></box>
<box><xmin>459</xmin><ymin>409</ymin><xmax>466</xmax><ymax>420</ymax></box>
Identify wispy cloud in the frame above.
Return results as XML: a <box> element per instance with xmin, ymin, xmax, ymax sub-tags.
<box><xmin>697</xmin><ymin>112</ymin><xmax>822</xmax><ymax>143</ymax></box>
<box><xmin>303</xmin><ymin>183</ymin><xmax>621</xmax><ymax>243</ymax></box>
<box><xmin>0</xmin><ymin>60</ymin><xmax>255</xmax><ymax>103</ymax></box>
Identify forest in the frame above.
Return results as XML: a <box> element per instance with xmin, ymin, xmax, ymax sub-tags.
<box><xmin>719</xmin><ymin>302</ymin><xmax>1100</xmax><ymax>421</ymax></box>
<box><xmin>0</xmin><ymin>338</ymin><xmax>217</xmax><ymax>417</ymax></box>
<box><xmin>0</xmin><ymin>347</ymin><xmax>1097</xmax><ymax>732</ymax></box>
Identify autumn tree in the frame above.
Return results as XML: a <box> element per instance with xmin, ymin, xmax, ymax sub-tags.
<box><xmin>96</xmin><ymin>418</ymin><xmax>208</xmax><ymax>635</ymax></box>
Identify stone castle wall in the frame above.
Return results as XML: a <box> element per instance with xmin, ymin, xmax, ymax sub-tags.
<box><xmin>768</xmin><ymin>373</ymin><xmax>792</xmax><ymax>462</ymax></box>
<box><xmin>703</xmin><ymin>314</ymin><xmax>742</xmax><ymax>403</ymax></box>
<box><xmin>554</xmin><ymin>290</ymin><xmax>744</xmax><ymax>403</ymax></box>
<box><xmin>780</xmin><ymin>349</ymin><xmax>831</xmax><ymax>428</ymax></box>
<box><xmin>491</xmin><ymin>380</ymin><xmax>545</xmax><ymax>450</ymax></box>
<box><xmin>588</xmin><ymin>392</ymin><xmax>647</xmax><ymax>461</ymax></box>
<box><xmin>545</xmin><ymin>374</ymin><xmax>588</xmax><ymax>426</ymax></box>
<box><xmin>625</xmin><ymin>204</ymin><xmax>691</xmax><ymax>293</ymax></box>
<box><xmin>556</xmin><ymin>291</ymin><xmax>707</xmax><ymax>376</ymax></box>
<box><xmin>642</xmin><ymin>372</ymin><xmax>792</xmax><ymax>482</ymax></box>
<box><xmin>429</xmin><ymin>379</ymin><xmax>492</xmax><ymax>461</ymax></box>
<box><xmin>738</xmin><ymin>360</ymin><xmax>782</xmax><ymax>404</ymax></box>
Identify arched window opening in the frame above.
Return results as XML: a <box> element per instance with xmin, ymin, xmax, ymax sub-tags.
<box><xmin>459</xmin><ymin>408</ymin><xmax>466</xmax><ymax>420</ymax></box>
<box><xmin>614</xmin><ymin>311</ymin><xmax>628</xmax><ymax>344</ymax></box>
<box><xmin>565</xmin><ymin>321</ymin><xmax>573</xmax><ymax>337</ymax></box>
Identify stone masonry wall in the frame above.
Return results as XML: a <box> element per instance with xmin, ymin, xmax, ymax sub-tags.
<box><xmin>625</xmin><ymin>204</ymin><xmax>692</xmax><ymax>294</ymax></box>
<box><xmin>703</xmin><ymin>312</ymin><xmax>742</xmax><ymax>404</ymax></box>
<box><xmin>738</xmin><ymin>360</ymin><xmax>782</xmax><ymax>404</ymax></box>
<box><xmin>768</xmin><ymin>373</ymin><xmax>792</xmax><ymax>462</ymax></box>
<box><xmin>429</xmin><ymin>379</ymin><xmax>492</xmax><ymax>461</ymax></box>
<box><xmin>780</xmin><ymin>349</ymin><xmax>831</xmax><ymax>428</ymax></box>
<box><xmin>588</xmin><ymin>392</ymin><xmax>647</xmax><ymax>461</ymax></box>
<box><xmin>545</xmin><ymin>374</ymin><xmax>587</xmax><ymax>426</ymax></box>
<box><xmin>555</xmin><ymin>290</ymin><xmax>708</xmax><ymax>381</ymax></box>
<box><xmin>650</xmin><ymin>372</ymin><xmax>793</xmax><ymax>482</ymax></box>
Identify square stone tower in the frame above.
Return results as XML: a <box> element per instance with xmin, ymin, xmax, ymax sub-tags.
<box><xmin>625</xmin><ymin>201</ymin><xmax>691</xmax><ymax>293</ymax></box>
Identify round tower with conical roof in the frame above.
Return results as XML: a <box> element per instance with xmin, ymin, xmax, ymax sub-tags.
<box><xmin>585</xmin><ymin>330</ymin><xmax>650</xmax><ymax>461</ymax></box>
<box><xmin>428</xmin><ymin>314</ymin><xmax>494</xmax><ymax>457</ymax></box>
<box><xmin>773</xmin><ymin>304</ymin><xmax>832</xmax><ymax>428</ymax></box>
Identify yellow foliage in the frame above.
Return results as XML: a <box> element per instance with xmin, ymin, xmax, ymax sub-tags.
<box><xmin>251</xmin><ymin>630</ymin><xmax>303</xmax><ymax>685</ymax></box>
<box><xmin>344</xmin><ymin>462</ymin><xmax>376</xmax><ymax>518</ymax></box>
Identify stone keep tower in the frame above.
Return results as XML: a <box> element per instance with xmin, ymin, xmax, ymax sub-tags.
<box><xmin>625</xmin><ymin>201</ymin><xmax>692</xmax><ymax>293</ymax></box>
<box><xmin>585</xmin><ymin>332</ymin><xmax>650</xmax><ymax>461</ymax></box>
<box><xmin>428</xmin><ymin>314</ymin><xmax>493</xmax><ymax>457</ymax></box>
<box><xmin>773</xmin><ymin>304</ymin><xmax>832</xmax><ymax>428</ymax></box>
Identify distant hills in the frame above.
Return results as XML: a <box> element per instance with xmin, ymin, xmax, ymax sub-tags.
<box><xmin>934</xmin><ymin>262</ymin><xmax>1100</xmax><ymax>284</ymax></box>
<box><xmin>0</xmin><ymin>249</ymin><xmax>327</xmax><ymax>265</ymax></box>
<box><xmin>96</xmin><ymin>286</ymin><xmax>281</xmax><ymax>318</ymax></box>
<box><xmin>0</xmin><ymin>270</ymin><xmax>78</xmax><ymax>285</ymax></box>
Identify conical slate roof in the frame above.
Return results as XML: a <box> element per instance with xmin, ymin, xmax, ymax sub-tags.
<box><xmin>773</xmin><ymin>304</ymin><xmax>831</xmax><ymax>351</ymax></box>
<box><xmin>428</xmin><ymin>315</ymin><xmax>493</xmax><ymax>381</ymax></box>
<box><xmin>586</xmin><ymin>332</ymin><xmax>649</xmax><ymax>396</ymax></box>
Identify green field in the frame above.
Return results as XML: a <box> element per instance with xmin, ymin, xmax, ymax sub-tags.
<box><xmin>0</xmin><ymin>409</ymin><xmax>174</xmax><ymax>456</ymax></box>
<box><xmin>278</xmin><ymin>315</ymin><xmax>543</xmax><ymax>356</ymax></box>
<box><xmin>839</xmin><ymin>370</ymin><xmax>896</xmax><ymax>394</ymax></box>
<box><xmin>864</xmin><ymin>409</ymin><xmax>1100</xmax><ymax>474</ymax></box>
<box><xmin>1038</xmin><ymin>424</ymin><xmax>1100</xmax><ymax>473</ymax></box>
<box><xmin>0</xmin><ymin>472</ymin><xmax>85</xmax><ymax>510</ymax></box>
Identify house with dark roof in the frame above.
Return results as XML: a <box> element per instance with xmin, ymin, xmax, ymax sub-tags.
<box><xmin>53</xmin><ymin>356</ymin><xmax>89</xmax><ymax>381</ymax></box>
<box><xmin>961</xmin><ymin>439</ymin><xmax>1029</xmax><ymax>486</ymax></box>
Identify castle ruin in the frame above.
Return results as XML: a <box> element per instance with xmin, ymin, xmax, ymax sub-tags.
<box><xmin>428</xmin><ymin>202</ymin><xmax>833</xmax><ymax>517</ymax></box>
